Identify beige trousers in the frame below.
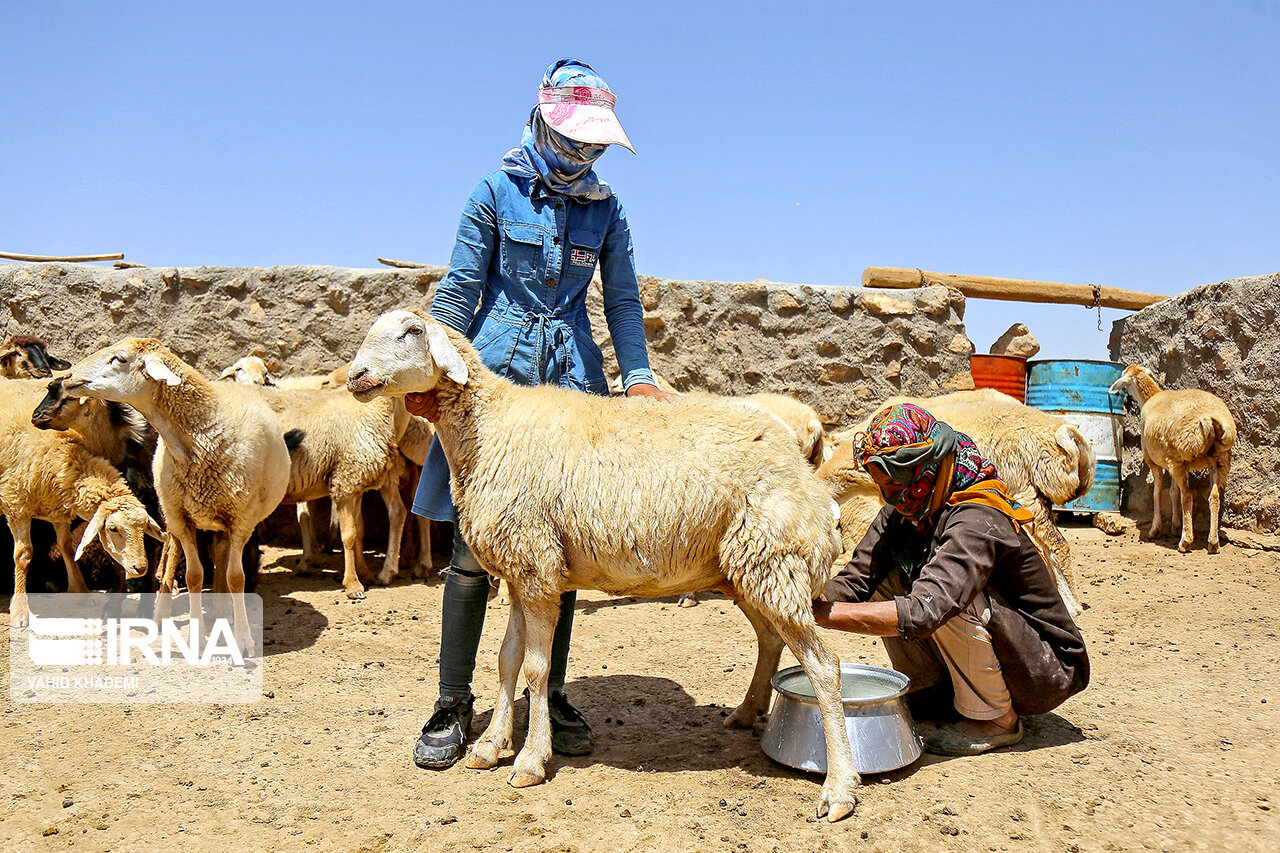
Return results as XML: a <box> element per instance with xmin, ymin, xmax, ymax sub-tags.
<box><xmin>874</xmin><ymin>573</ymin><xmax>1013</xmax><ymax>721</ymax></box>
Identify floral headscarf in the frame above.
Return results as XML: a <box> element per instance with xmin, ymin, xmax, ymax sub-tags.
<box><xmin>857</xmin><ymin>403</ymin><xmax>1031</xmax><ymax>527</ymax></box>
<box><xmin>501</xmin><ymin>59</ymin><xmax>614</xmax><ymax>202</ymax></box>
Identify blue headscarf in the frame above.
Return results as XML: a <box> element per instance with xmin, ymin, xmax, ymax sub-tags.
<box><xmin>502</xmin><ymin>59</ymin><xmax>614</xmax><ymax>202</ymax></box>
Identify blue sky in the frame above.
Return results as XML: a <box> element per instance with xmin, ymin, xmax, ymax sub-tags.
<box><xmin>4</xmin><ymin>1</ymin><xmax>1278</xmax><ymax>360</ymax></box>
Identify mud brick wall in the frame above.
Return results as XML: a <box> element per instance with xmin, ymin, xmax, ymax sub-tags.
<box><xmin>1</xmin><ymin>263</ymin><xmax>974</xmax><ymax>433</ymax></box>
<box><xmin>1110</xmin><ymin>272</ymin><xmax>1280</xmax><ymax>535</ymax></box>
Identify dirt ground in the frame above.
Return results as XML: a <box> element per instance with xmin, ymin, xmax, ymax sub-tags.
<box><xmin>1</xmin><ymin>521</ymin><xmax>1277</xmax><ymax>853</ymax></box>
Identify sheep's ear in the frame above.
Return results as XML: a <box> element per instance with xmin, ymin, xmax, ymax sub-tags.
<box><xmin>1054</xmin><ymin>424</ymin><xmax>1079</xmax><ymax>460</ymax></box>
<box><xmin>47</xmin><ymin>355</ymin><xmax>71</xmax><ymax>371</ymax></box>
<box><xmin>144</xmin><ymin>515</ymin><xmax>165</xmax><ymax>542</ymax></box>
<box><xmin>426</xmin><ymin>324</ymin><xmax>468</xmax><ymax>386</ymax></box>
<box><xmin>75</xmin><ymin>506</ymin><xmax>109</xmax><ymax>561</ymax></box>
<box><xmin>263</xmin><ymin>370</ymin><xmax>277</xmax><ymax>387</ymax></box>
<box><xmin>141</xmin><ymin>355</ymin><xmax>182</xmax><ymax>386</ymax></box>
<box><xmin>218</xmin><ymin>366</ymin><xmax>236</xmax><ymax>380</ymax></box>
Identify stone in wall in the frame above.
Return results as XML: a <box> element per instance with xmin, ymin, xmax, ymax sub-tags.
<box><xmin>1109</xmin><ymin>271</ymin><xmax>1280</xmax><ymax>535</ymax></box>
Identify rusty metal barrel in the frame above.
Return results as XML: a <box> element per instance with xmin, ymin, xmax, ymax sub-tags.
<box><xmin>969</xmin><ymin>354</ymin><xmax>1027</xmax><ymax>402</ymax></box>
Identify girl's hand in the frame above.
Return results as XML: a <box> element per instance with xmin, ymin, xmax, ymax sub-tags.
<box><xmin>626</xmin><ymin>383</ymin><xmax>674</xmax><ymax>403</ymax></box>
<box><xmin>405</xmin><ymin>391</ymin><xmax>440</xmax><ymax>422</ymax></box>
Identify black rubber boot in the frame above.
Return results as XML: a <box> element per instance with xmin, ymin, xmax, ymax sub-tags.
<box><xmin>412</xmin><ymin>694</ymin><xmax>475</xmax><ymax>769</ymax></box>
<box><xmin>548</xmin><ymin>689</ymin><xmax>595</xmax><ymax>756</ymax></box>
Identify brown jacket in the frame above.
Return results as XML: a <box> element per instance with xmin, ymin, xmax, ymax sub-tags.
<box><xmin>824</xmin><ymin>503</ymin><xmax>1089</xmax><ymax>715</ymax></box>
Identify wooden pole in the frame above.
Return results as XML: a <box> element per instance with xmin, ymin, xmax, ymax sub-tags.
<box><xmin>0</xmin><ymin>251</ymin><xmax>125</xmax><ymax>263</ymax></box>
<box><xmin>377</xmin><ymin>257</ymin><xmax>429</xmax><ymax>269</ymax></box>
<box><xmin>862</xmin><ymin>267</ymin><xmax>1167</xmax><ymax>311</ymax></box>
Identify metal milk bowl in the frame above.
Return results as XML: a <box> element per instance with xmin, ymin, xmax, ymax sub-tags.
<box><xmin>760</xmin><ymin>663</ymin><xmax>922</xmax><ymax>775</ymax></box>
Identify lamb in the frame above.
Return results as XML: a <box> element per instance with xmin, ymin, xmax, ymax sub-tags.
<box><xmin>0</xmin><ymin>334</ymin><xmax>71</xmax><ymax>379</ymax></box>
<box><xmin>219</xmin><ymin>355</ymin><xmax>329</xmax><ymax>390</ymax></box>
<box><xmin>217</xmin><ymin>356</ymin><xmax>417</xmax><ymax>593</ymax></box>
<box><xmin>62</xmin><ymin>339</ymin><xmax>296</xmax><ymax>654</ymax></box>
<box><xmin>1108</xmin><ymin>365</ymin><xmax>1236</xmax><ymax>553</ymax></box>
<box><xmin>821</xmin><ymin>389</ymin><xmax>1094</xmax><ymax>616</ymax></box>
<box><xmin>0</xmin><ymin>379</ymin><xmax>164</xmax><ymax>625</ymax></box>
<box><xmin>346</xmin><ymin>309</ymin><xmax>857</xmax><ymax>822</ymax></box>
<box><xmin>32</xmin><ymin>377</ymin><xmax>148</xmax><ymax>467</ymax></box>
<box><xmin>253</xmin><ymin>385</ymin><xmax>411</xmax><ymax>597</ymax></box>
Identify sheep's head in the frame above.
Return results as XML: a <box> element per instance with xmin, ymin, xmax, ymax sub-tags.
<box><xmin>347</xmin><ymin>310</ymin><xmax>468</xmax><ymax>402</ymax></box>
<box><xmin>218</xmin><ymin>355</ymin><xmax>276</xmax><ymax>386</ymax></box>
<box><xmin>77</xmin><ymin>497</ymin><xmax>165</xmax><ymax>580</ymax></box>
<box><xmin>61</xmin><ymin>338</ymin><xmax>183</xmax><ymax>404</ymax></box>
<box><xmin>32</xmin><ymin>378</ymin><xmax>93</xmax><ymax>431</ymax></box>
<box><xmin>1109</xmin><ymin>365</ymin><xmax>1153</xmax><ymax>396</ymax></box>
<box><xmin>0</xmin><ymin>335</ymin><xmax>70</xmax><ymax>379</ymax></box>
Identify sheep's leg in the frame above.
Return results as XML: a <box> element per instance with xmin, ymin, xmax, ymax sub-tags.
<box><xmin>154</xmin><ymin>536</ymin><xmax>181</xmax><ymax>623</ymax></box>
<box><xmin>333</xmin><ymin>495</ymin><xmax>368</xmax><ymax>600</ymax></box>
<box><xmin>1170</xmin><ymin>478</ymin><xmax>1182</xmax><ymax>536</ymax></box>
<box><xmin>295</xmin><ymin>501</ymin><xmax>319</xmax><ymax>576</ymax></box>
<box><xmin>221</xmin><ymin>526</ymin><xmax>256</xmax><ymax>658</ymax></box>
<box><xmin>53</xmin><ymin>521</ymin><xmax>90</xmax><ymax>594</ymax></box>
<box><xmin>1207</xmin><ymin>454</ymin><xmax>1228</xmax><ymax>555</ymax></box>
<box><xmin>376</xmin><ymin>480</ymin><xmax>407</xmax><ymax>586</ymax></box>
<box><xmin>466</xmin><ymin>595</ymin><xmax>527</xmax><ymax>771</ymax></box>
<box><xmin>172</xmin><ymin>526</ymin><xmax>205</xmax><ymax>636</ymax></box>
<box><xmin>9</xmin><ymin>515</ymin><xmax>33</xmax><ymax>628</ymax></box>
<box><xmin>210</xmin><ymin>533</ymin><xmax>229</xmax><ymax>595</ymax></box>
<box><xmin>724</xmin><ymin>600</ymin><xmax>784</xmax><ymax>728</ymax></box>
<box><xmin>411</xmin><ymin>516</ymin><xmax>433</xmax><ymax>579</ymax></box>
<box><xmin>508</xmin><ymin>596</ymin><xmax>560</xmax><ymax>788</ymax></box>
<box><xmin>678</xmin><ymin>591</ymin><xmax>700</xmax><ymax>608</ymax></box>
<box><xmin>1171</xmin><ymin>466</ymin><xmax>1194</xmax><ymax>553</ymax></box>
<box><xmin>1148</xmin><ymin>464</ymin><xmax>1165</xmax><ymax>538</ymax></box>
<box><xmin>771</xmin><ymin>614</ymin><xmax>860</xmax><ymax>822</ymax></box>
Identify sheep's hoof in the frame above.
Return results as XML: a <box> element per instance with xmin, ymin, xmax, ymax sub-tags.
<box><xmin>1207</xmin><ymin>540</ymin><xmax>1220</xmax><ymax>555</ymax></box>
<box><xmin>10</xmin><ymin>594</ymin><xmax>29</xmax><ymax>629</ymax></box>
<box><xmin>817</xmin><ymin>787</ymin><xmax>858</xmax><ymax>822</ymax></box>
<box><xmin>465</xmin><ymin>741</ymin><xmax>501</xmax><ymax>770</ymax></box>
<box><xmin>412</xmin><ymin>561</ymin><xmax>432</xmax><ymax>580</ymax></box>
<box><xmin>678</xmin><ymin>593</ymin><xmax>699</xmax><ymax>608</ymax></box>
<box><xmin>508</xmin><ymin>768</ymin><xmax>545</xmax><ymax>788</ymax></box>
<box><xmin>345</xmin><ymin>586</ymin><xmax>366</xmax><ymax>600</ymax></box>
<box><xmin>723</xmin><ymin>706</ymin><xmax>759</xmax><ymax>729</ymax></box>
<box><xmin>1147</xmin><ymin>525</ymin><xmax>1160</xmax><ymax>539</ymax></box>
<box><xmin>376</xmin><ymin>567</ymin><xmax>398</xmax><ymax>586</ymax></box>
<box><xmin>1177</xmin><ymin>540</ymin><xmax>1192</xmax><ymax>554</ymax></box>
<box><xmin>294</xmin><ymin>561</ymin><xmax>314</xmax><ymax>577</ymax></box>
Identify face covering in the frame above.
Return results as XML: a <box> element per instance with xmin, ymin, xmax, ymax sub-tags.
<box><xmin>502</xmin><ymin>110</ymin><xmax>612</xmax><ymax>201</ymax></box>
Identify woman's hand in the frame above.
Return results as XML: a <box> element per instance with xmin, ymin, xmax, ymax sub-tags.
<box><xmin>626</xmin><ymin>382</ymin><xmax>674</xmax><ymax>403</ymax></box>
<box><xmin>405</xmin><ymin>391</ymin><xmax>440</xmax><ymax>422</ymax></box>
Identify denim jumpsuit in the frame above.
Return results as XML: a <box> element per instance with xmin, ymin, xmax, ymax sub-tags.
<box><xmin>414</xmin><ymin>169</ymin><xmax>656</xmax><ymax>699</ymax></box>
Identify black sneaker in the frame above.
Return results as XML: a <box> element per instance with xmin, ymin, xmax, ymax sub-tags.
<box><xmin>413</xmin><ymin>694</ymin><xmax>474</xmax><ymax>769</ymax></box>
<box><xmin>548</xmin><ymin>689</ymin><xmax>595</xmax><ymax>756</ymax></box>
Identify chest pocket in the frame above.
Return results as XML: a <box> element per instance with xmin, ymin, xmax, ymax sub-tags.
<box><xmin>501</xmin><ymin>222</ymin><xmax>548</xmax><ymax>283</ymax></box>
<box><xmin>564</xmin><ymin>228</ymin><xmax>604</xmax><ymax>278</ymax></box>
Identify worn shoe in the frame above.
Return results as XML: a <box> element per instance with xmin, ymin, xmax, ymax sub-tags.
<box><xmin>413</xmin><ymin>694</ymin><xmax>474</xmax><ymax>769</ymax></box>
<box><xmin>922</xmin><ymin>719</ymin><xmax>1023</xmax><ymax>756</ymax></box>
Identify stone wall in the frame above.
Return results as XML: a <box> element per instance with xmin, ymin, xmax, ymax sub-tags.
<box><xmin>1109</xmin><ymin>272</ymin><xmax>1280</xmax><ymax>535</ymax></box>
<box><xmin>1</xmin><ymin>263</ymin><xmax>974</xmax><ymax>433</ymax></box>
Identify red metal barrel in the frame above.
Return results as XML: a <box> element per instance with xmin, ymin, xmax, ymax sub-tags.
<box><xmin>969</xmin><ymin>354</ymin><xmax>1027</xmax><ymax>402</ymax></box>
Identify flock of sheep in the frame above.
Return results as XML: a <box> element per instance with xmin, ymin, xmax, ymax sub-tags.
<box><xmin>0</xmin><ymin>310</ymin><xmax>1237</xmax><ymax>821</ymax></box>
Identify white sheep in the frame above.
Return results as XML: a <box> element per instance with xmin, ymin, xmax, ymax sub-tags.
<box><xmin>217</xmin><ymin>357</ymin><xmax>420</xmax><ymax>592</ymax></box>
<box><xmin>0</xmin><ymin>380</ymin><xmax>163</xmax><ymax>625</ymax></box>
<box><xmin>62</xmin><ymin>339</ymin><xmax>294</xmax><ymax>654</ymax></box>
<box><xmin>821</xmin><ymin>389</ymin><xmax>1095</xmax><ymax>617</ymax></box>
<box><xmin>346</xmin><ymin>309</ymin><xmax>858</xmax><ymax>822</ymax></box>
<box><xmin>253</xmin><ymin>385</ymin><xmax>411</xmax><ymax>596</ymax></box>
<box><xmin>1108</xmin><ymin>365</ymin><xmax>1237</xmax><ymax>553</ymax></box>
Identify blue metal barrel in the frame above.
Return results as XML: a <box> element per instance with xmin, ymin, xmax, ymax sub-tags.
<box><xmin>1026</xmin><ymin>359</ymin><xmax>1125</xmax><ymax>513</ymax></box>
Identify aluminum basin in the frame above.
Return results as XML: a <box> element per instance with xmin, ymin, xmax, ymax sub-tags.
<box><xmin>761</xmin><ymin>663</ymin><xmax>922</xmax><ymax>775</ymax></box>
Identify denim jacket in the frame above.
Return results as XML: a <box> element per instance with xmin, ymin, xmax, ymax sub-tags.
<box><xmin>413</xmin><ymin>170</ymin><xmax>656</xmax><ymax>522</ymax></box>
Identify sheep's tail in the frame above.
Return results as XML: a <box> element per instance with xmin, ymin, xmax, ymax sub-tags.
<box><xmin>1053</xmin><ymin>423</ymin><xmax>1096</xmax><ymax>503</ymax></box>
<box><xmin>283</xmin><ymin>429</ymin><xmax>306</xmax><ymax>452</ymax></box>
<box><xmin>1205</xmin><ymin>413</ymin><xmax>1237</xmax><ymax>453</ymax></box>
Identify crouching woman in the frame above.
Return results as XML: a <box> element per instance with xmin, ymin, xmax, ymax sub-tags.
<box><xmin>814</xmin><ymin>403</ymin><xmax>1089</xmax><ymax>755</ymax></box>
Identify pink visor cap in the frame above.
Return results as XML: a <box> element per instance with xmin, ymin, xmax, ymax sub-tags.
<box><xmin>537</xmin><ymin>86</ymin><xmax>635</xmax><ymax>153</ymax></box>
